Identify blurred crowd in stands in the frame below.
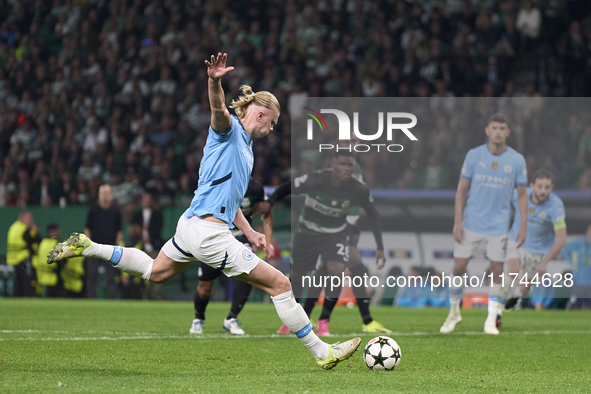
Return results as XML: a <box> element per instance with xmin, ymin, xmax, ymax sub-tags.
<box><xmin>1</xmin><ymin>0</ymin><xmax>591</xmax><ymax>209</ymax></box>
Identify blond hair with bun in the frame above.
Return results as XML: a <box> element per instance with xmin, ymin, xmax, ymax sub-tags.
<box><xmin>230</xmin><ymin>85</ymin><xmax>280</xmax><ymax>119</ymax></box>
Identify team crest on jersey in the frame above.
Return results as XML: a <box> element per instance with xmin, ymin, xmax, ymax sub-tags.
<box><xmin>538</xmin><ymin>211</ymin><xmax>547</xmax><ymax>219</ymax></box>
<box><xmin>504</xmin><ymin>164</ymin><xmax>512</xmax><ymax>173</ymax></box>
<box><xmin>492</xmin><ymin>161</ymin><xmax>498</xmax><ymax>170</ymax></box>
<box><xmin>242</xmin><ymin>198</ymin><xmax>251</xmax><ymax>208</ymax></box>
<box><xmin>529</xmin><ymin>207</ymin><xmax>536</xmax><ymax>215</ymax></box>
<box><xmin>331</xmin><ymin>200</ymin><xmax>338</xmax><ymax>207</ymax></box>
<box><xmin>342</xmin><ymin>201</ymin><xmax>351</xmax><ymax>209</ymax></box>
<box><xmin>242</xmin><ymin>249</ymin><xmax>255</xmax><ymax>261</ymax></box>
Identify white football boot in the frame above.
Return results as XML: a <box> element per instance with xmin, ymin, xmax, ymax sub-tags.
<box><xmin>223</xmin><ymin>318</ymin><xmax>245</xmax><ymax>335</ymax></box>
<box><xmin>317</xmin><ymin>337</ymin><xmax>361</xmax><ymax>370</ymax></box>
<box><xmin>189</xmin><ymin>319</ymin><xmax>204</xmax><ymax>334</ymax></box>
<box><xmin>484</xmin><ymin>320</ymin><xmax>500</xmax><ymax>335</ymax></box>
<box><xmin>440</xmin><ymin>313</ymin><xmax>462</xmax><ymax>334</ymax></box>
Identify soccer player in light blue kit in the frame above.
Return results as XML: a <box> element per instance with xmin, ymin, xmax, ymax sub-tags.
<box><xmin>440</xmin><ymin>113</ymin><xmax>528</xmax><ymax>335</ymax></box>
<box><xmin>47</xmin><ymin>53</ymin><xmax>361</xmax><ymax>370</ymax></box>
<box><xmin>504</xmin><ymin>169</ymin><xmax>567</xmax><ymax>310</ymax></box>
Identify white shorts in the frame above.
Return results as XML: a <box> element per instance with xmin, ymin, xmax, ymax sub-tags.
<box><xmin>453</xmin><ymin>228</ymin><xmax>508</xmax><ymax>262</ymax></box>
<box><xmin>505</xmin><ymin>240</ymin><xmax>544</xmax><ymax>275</ymax></box>
<box><xmin>162</xmin><ymin>215</ymin><xmax>259</xmax><ymax>278</ymax></box>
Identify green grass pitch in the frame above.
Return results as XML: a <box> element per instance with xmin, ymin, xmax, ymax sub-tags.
<box><xmin>1</xmin><ymin>299</ymin><xmax>590</xmax><ymax>393</ymax></box>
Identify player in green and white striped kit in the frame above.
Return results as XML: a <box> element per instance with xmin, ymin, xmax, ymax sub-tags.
<box><xmin>270</xmin><ymin>151</ymin><xmax>390</xmax><ymax>336</ymax></box>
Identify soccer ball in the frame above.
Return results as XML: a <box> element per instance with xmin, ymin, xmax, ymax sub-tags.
<box><xmin>363</xmin><ymin>336</ymin><xmax>401</xmax><ymax>371</ymax></box>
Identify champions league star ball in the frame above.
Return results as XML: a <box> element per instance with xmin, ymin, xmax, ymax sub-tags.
<box><xmin>363</xmin><ymin>336</ymin><xmax>401</xmax><ymax>371</ymax></box>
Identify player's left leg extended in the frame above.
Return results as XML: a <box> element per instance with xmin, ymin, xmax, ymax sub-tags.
<box><xmin>236</xmin><ymin>260</ymin><xmax>360</xmax><ymax>370</ymax></box>
<box><xmin>47</xmin><ymin>233</ymin><xmax>193</xmax><ymax>284</ymax></box>
<box><xmin>347</xmin><ymin>246</ymin><xmax>391</xmax><ymax>334</ymax></box>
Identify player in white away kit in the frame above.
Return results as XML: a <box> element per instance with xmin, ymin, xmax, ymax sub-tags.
<box><xmin>503</xmin><ymin>169</ymin><xmax>567</xmax><ymax>311</ymax></box>
<box><xmin>47</xmin><ymin>53</ymin><xmax>360</xmax><ymax>370</ymax></box>
<box><xmin>440</xmin><ymin>113</ymin><xmax>528</xmax><ymax>335</ymax></box>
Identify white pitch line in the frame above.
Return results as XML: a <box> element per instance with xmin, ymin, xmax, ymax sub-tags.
<box><xmin>1</xmin><ymin>330</ymin><xmax>591</xmax><ymax>341</ymax></box>
<box><xmin>0</xmin><ymin>330</ymin><xmax>175</xmax><ymax>335</ymax></box>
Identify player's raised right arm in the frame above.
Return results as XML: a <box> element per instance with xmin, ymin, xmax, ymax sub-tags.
<box><xmin>453</xmin><ymin>177</ymin><xmax>470</xmax><ymax>243</ymax></box>
<box><xmin>205</xmin><ymin>52</ymin><xmax>234</xmax><ymax>133</ymax></box>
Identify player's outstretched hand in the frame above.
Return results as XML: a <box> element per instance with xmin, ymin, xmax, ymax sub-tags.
<box><xmin>515</xmin><ymin>227</ymin><xmax>526</xmax><ymax>248</ymax></box>
<box><xmin>375</xmin><ymin>250</ymin><xmax>386</xmax><ymax>270</ymax></box>
<box><xmin>205</xmin><ymin>52</ymin><xmax>234</xmax><ymax>80</ymax></box>
<box><xmin>452</xmin><ymin>223</ymin><xmax>464</xmax><ymax>243</ymax></box>
<box><xmin>247</xmin><ymin>230</ymin><xmax>266</xmax><ymax>250</ymax></box>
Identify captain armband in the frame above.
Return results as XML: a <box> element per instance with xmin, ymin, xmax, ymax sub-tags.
<box><xmin>553</xmin><ymin>220</ymin><xmax>566</xmax><ymax>230</ymax></box>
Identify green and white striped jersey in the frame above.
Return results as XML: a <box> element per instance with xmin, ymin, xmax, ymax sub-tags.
<box><xmin>292</xmin><ymin>169</ymin><xmax>374</xmax><ymax>235</ymax></box>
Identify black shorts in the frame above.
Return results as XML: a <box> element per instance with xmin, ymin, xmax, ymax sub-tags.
<box><xmin>198</xmin><ymin>242</ymin><xmax>252</xmax><ymax>281</ymax></box>
<box><xmin>291</xmin><ymin>231</ymin><xmax>349</xmax><ymax>272</ymax></box>
<box><xmin>346</xmin><ymin>224</ymin><xmax>361</xmax><ymax>247</ymax></box>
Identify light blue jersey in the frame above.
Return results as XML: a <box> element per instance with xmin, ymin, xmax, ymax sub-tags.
<box><xmin>185</xmin><ymin>115</ymin><xmax>254</xmax><ymax>228</ymax></box>
<box><xmin>561</xmin><ymin>237</ymin><xmax>591</xmax><ymax>286</ymax></box>
<box><xmin>461</xmin><ymin>144</ymin><xmax>527</xmax><ymax>236</ymax></box>
<box><xmin>508</xmin><ymin>188</ymin><xmax>565</xmax><ymax>254</ymax></box>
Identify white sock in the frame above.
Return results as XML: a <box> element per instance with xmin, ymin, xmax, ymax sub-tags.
<box><xmin>449</xmin><ymin>276</ymin><xmax>463</xmax><ymax>316</ymax></box>
<box><xmin>271</xmin><ymin>291</ymin><xmax>329</xmax><ymax>360</ymax></box>
<box><xmin>83</xmin><ymin>242</ymin><xmax>153</xmax><ymax>281</ymax></box>
<box><xmin>487</xmin><ymin>281</ymin><xmax>502</xmax><ymax>323</ymax></box>
<box><xmin>83</xmin><ymin>242</ymin><xmax>115</xmax><ymax>261</ymax></box>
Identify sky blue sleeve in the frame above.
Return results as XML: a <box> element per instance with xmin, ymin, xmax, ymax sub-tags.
<box><xmin>515</xmin><ymin>154</ymin><xmax>527</xmax><ymax>186</ymax></box>
<box><xmin>550</xmin><ymin>198</ymin><xmax>566</xmax><ymax>224</ymax></box>
<box><xmin>208</xmin><ymin>118</ymin><xmax>235</xmax><ymax>142</ymax></box>
<box><xmin>460</xmin><ymin>149</ymin><xmax>475</xmax><ymax>180</ymax></box>
<box><xmin>550</xmin><ymin>200</ymin><xmax>566</xmax><ymax>223</ymax></box>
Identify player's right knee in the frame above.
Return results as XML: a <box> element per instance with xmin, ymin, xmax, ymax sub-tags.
<box><xmin>275</xmin><ymin>274</ymin><xmax>291</xmax><ymax>294</ymax></box>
